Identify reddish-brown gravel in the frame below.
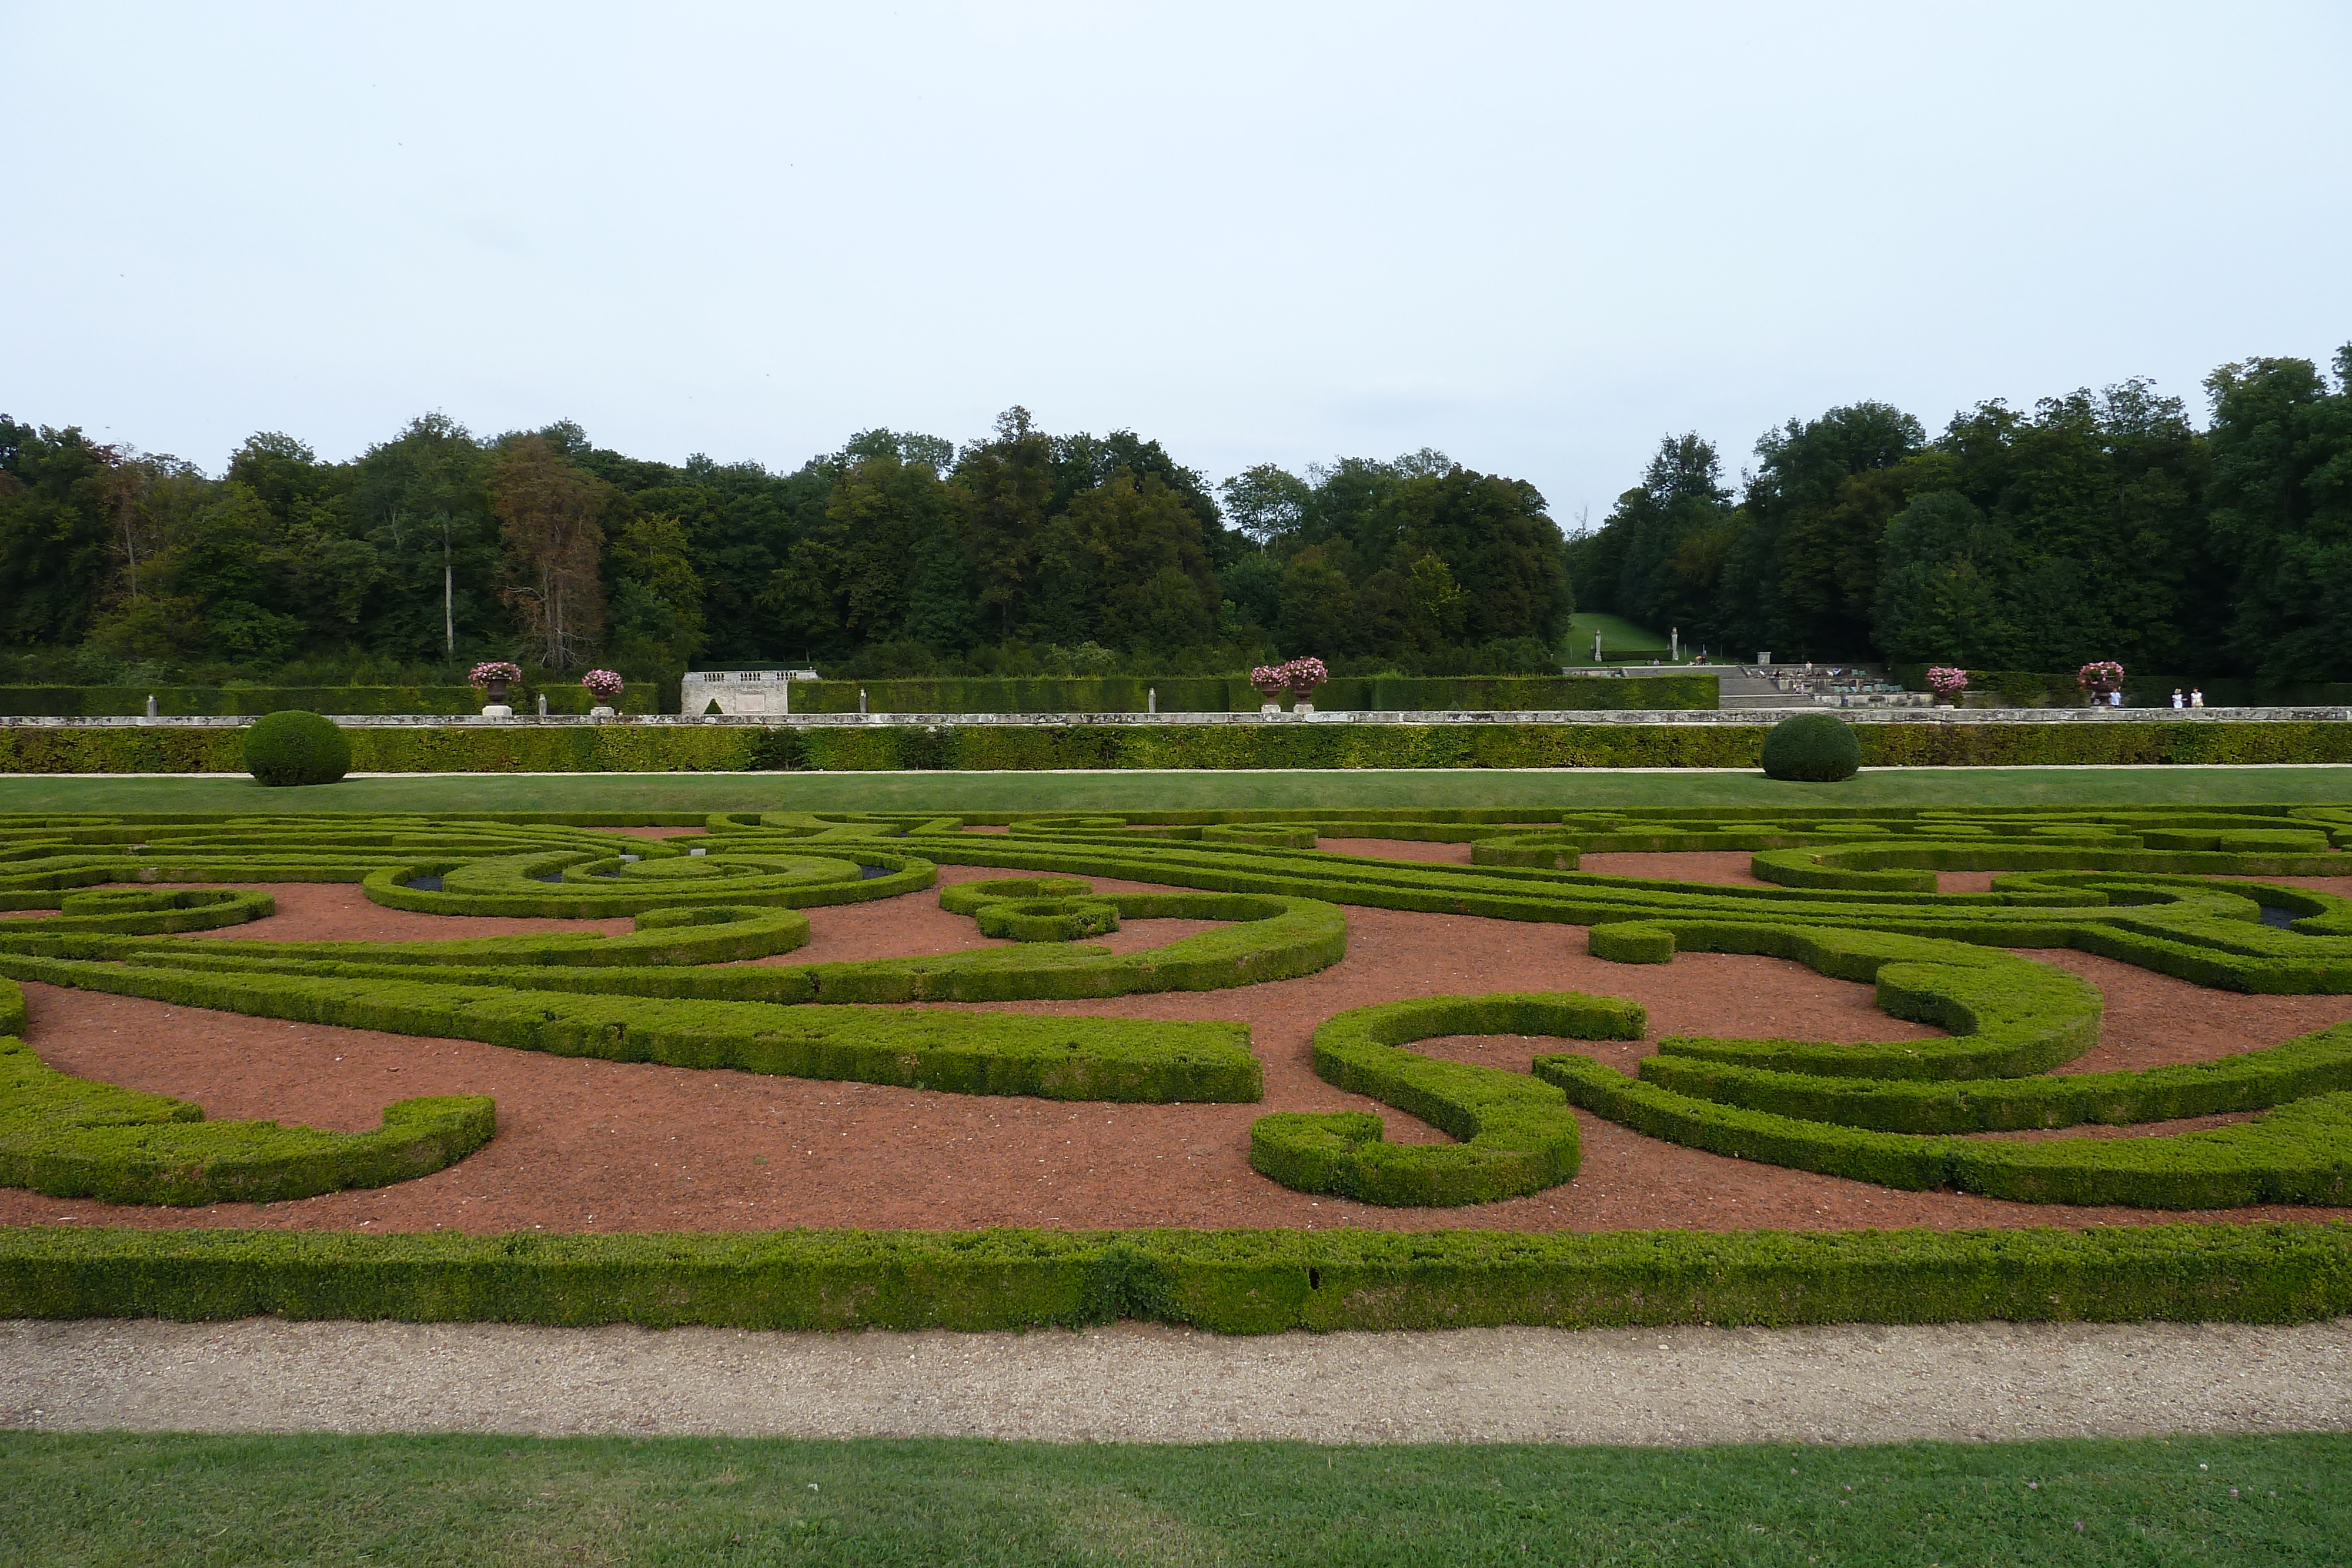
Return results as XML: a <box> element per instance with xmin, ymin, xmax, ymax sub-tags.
<box><xmin>5</xmin><ymin>852</ymin><xmax>2351</xmax><ymax>1238</ymax></box>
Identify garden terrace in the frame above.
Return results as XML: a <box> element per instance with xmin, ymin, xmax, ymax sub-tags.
<box><xmin>4</xmin><ymin>803</ymin><xmax>2352</xmax><ymax>1330</ymax></box>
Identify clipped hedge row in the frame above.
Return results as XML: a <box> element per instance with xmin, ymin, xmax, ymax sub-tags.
<box><xmin>1638</xmin><ymin>1020</ymin><xmax>2352</xmax><ymax>1133</ymax></box>
<box><xmin>785</xmin><ymin>673</ymin><xmax>1719</xmax><ymax>714</ymax></box>
<box><xmin>1251</xmin><ymin>994</ymin><xmax>1644</xmax><ymax>1206</ymax></box>
<box><xmin>975</xmin><ymin>897</ymin><xmax>1121</xmax><ymax>942</ymax></box>
<box><xmin>1534</xmin><ymin>1054</ymin><xmax>2352</xmax><ymax>1209</ymax></box>
<box><xmin>88</xmin><ymin>890</ymin><xmax>1349</xmax><ymax>1008</ymax></box>
<box><xmin>0</xmin><ymin>984</ymin><xmax>493</xmax><ymax>1208</ymax></box>
<box><xmin>1751</xmin><ymin>839</ymin><xmax>2342</xmax><ymax>891</ymax></box>
<box><xmin>166</xmin><ymin>904</ymin><xmax>815</xmax><ymax>971</ymax></box>
<box><xmin>0</xmin><ymin>954</ymin><xmax>1265</xmax><ymax>1104</ymax></box>
<box><xmin>5</xmin><ymin>1221</ymin><xmax>2350</xmax><ymax>1333</ymax></box>
<box><xmin>361</xmin><ymin>846</ymin><xmax>935</xmax><ymax>918</ymax></box>
<box><xmin>1586</xmin><ymin>919</ymin><xmax>2104</xmax><ymax>1080</ymax></box>
<box><xmin>1889</xmin><ymin>666</ymin><xmax>2352</xmax><ymax>711</ymax></box>
<box><xmin>9</xmin><ymin>719</ymin><xmax>2352</xmax><ymax>774</ymax></box>
<box><xmin>0</xmin><ymin>684</ymin><xmax>657</xmax><ymax>718</ymax></box>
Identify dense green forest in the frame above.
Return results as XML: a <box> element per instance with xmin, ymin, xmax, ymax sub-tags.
<box><xmin>10</xmin><ymin>346</ymin><xmax>2346</xmax><ymax>691</ymax></box>
<box><xmin>0</xmin><ymin>407</ymin><xmax>1571</xmax><ymax>688</ymax></box>
<box><xmin>1569</xmin><ymin>349</ymin><xmax>2352</xmax><ymax>678</ymax></box>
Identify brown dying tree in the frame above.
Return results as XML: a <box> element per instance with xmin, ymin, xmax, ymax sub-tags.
<box><xmin>489</xmin><ymin>436</ymin><xmax>609</xmax><ymax>668</ymax></box>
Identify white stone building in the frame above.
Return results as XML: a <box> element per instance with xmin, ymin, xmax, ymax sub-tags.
<box><xmin>679</xmin><ymin>670</ymin><xmax>820</xmax><ymax>716</ymax></box>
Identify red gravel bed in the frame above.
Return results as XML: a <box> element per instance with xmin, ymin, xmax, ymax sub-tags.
<box><xmin>9</xmin><ymin>850</ymin><xmax>2352</xmax><ymax>1237</ymax></box>
<box><xmin>1579</xmin><ymin>851</ymin><xmax>1773</xmax><ymax>887</ymax></box>
<box><xmin>1317</xmin><ymin>838</ymin><xmax>1472</xmax><ymax>865</ymax></box>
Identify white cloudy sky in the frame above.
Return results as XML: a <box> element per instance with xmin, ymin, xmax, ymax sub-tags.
<box><xmin>4</xmin><ymin>2</ymin><xmax>2347</xmax><ymax>522</ymax></box>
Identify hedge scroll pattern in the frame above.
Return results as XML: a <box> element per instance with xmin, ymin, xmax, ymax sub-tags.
<box><xmin>4</xmin><ymin>804</ymin><xmax>2352</xmax><ymax>1212</ymax></box>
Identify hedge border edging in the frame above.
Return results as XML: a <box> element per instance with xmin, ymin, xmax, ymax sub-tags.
<box><xmin>2</xmin><ymin>1221</ymin><xmax>2346</xmax><ymax>1333</ymax></box>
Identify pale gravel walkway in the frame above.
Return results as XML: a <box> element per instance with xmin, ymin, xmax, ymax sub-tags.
<box><xmin>5</xmin><ymin>1318</ymin><xmax>2350</xmax><ymax>1446</ymax></box>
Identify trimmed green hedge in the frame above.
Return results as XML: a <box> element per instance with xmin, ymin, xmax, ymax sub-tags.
<box><xmin>72</xmin><ymin>893</ymin><xmax>1347</xmax><ymax>1008</ymax></box>
<box><xmin>4</xmin><ymin>1221</ymin><xmax>2349</xmax><ymax>1333</ymax></box>
<box><xmin>0</xmin><ymin>1015</ymin><xmax>493</xmax><ymax>1208</ymax></box>
<box><xmin>1638</xmin><ymin>1020</ymin><xmax>2352</xmax><ymax>1132</ymax></box>
<box><xmin>782</xmin><ymin>673</ymin><xmax>1718</xmax><ymax>714</ymax></box>
<box><xmin>242</xmin><ymin>710</ymin><xmax>350</xmax><ymax>787</ymax></box>
<box><xmin>0</xmin><ymin>954</ymin><xmax>1265</xmax><ymax>1104</ymax></box>
<box><xmin>1251</xmin><ymin>994</ymin><xmax>1643</xmax><ymax>1206</ymax></box>
<box><xmin>0</xmin><ymin>684</ymin><xmax>657</xmax><ymax>717</ymax></box>
<box><xmin>362</xmin><ymin>845</ymin><xmax>936</xmax><ymax>918</ymax></box>
<box><xmin>1587</xmin><ymin>920</ymin><xmax>2104</xmax><ymax>1080</ymax></box>
<box><xmin>11</xmin><ymin>718</ymin><xmax>2352</xmax><ymax>774</ymax></box>
<box><xmin>1752</xmin><ymin>839</ymin><xmax>2342</xmax><ymax>892</ymax></box>
<box><xmin>975</xmin><ymin>897</ymin><xmax>1121</xmax><ymax>942</ymax></box>
<box><xmin>1890</xmin><ymin>666</ymin><xmax>2352</xmax><ymax>710</ymax></box>
<box><xmin>171</xmin><ymin>904</ymin><xmax>814</xmax><ymax>970</ymax></box>
<box><xmin>938</xmin><ymin>877</ymin><xmax>1094</xmax><ymax>915</ymax></box>
<box><xmin>1761</xmin><ymin>713</ymin><xmax>1861</xmax><ymax>782</ymax></box>
<box><xmin>1534</xmin><ymin>1055</ymin><xmax>2352</xmax><ymax>1209</ymax></box>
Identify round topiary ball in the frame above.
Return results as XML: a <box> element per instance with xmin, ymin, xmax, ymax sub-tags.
<box><xmin>243</xmin><ymin>709</ymin><xmax>351</xmax><ymax>787</ymax></box>
<box><xmin>1760</xmin><ymin>712</ymin><xmax>1862</xmax><ymax>782</ymax></box>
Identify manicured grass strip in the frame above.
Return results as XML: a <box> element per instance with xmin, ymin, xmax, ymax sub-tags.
<box><xmin>8</xmin><ymin>1430</ymin><xmax>2345</xmax><ymax>1568</ymax></box>
<box><xmin>8</xmin><ymin>766</ymin><xmax>2352</xmax><ymax>815</ymax></box>
<box><xmin>4</xmin><ymin>1221</ymin><xmax>2349</xmax><ymax>1332</ymax></box>
<box><xmin>0</xmin><ymin>1038</ymin><xmax>493</xmax><ymax>1206</ymax></box>
<box><xmin>1251</xmin><ymin>993</ymin><xmax>1643</xmax><ymax>1206</ymax></box>
<box><xmin>0</xmin><ymin>955</ymin><xmax>1264</xmax><ymax>1104</ymax></box>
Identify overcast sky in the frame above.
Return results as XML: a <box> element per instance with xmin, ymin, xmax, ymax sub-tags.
<box><xmin>5</xmin><ymin>2</ymin><xmax>2348</xmax><ymax>523</ymax></box>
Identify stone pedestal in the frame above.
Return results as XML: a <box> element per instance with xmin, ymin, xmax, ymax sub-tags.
<box><xmin>589</xmin><ymin>705</ymin><xmax>617</xmax><ymax>719</ymax></box>
<box><xmin>480</xmin><ymin>704</ymin><xmax>513</xmax><ymax>719</ymax></box>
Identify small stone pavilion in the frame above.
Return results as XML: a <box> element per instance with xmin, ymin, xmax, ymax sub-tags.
<box><xmin>679</xmin><ymin>668</ymin><xmax>820</xmax><ymax>716</ymax></box>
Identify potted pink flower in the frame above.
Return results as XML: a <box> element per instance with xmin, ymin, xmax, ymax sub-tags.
<box><xmin>2077</xmin><ymin>660</ymin><xmax>2127</xmax><ymax>707</ymax></box>
<box><xmin>1925</xmin><ymin>666</ymin><xmax>1969</xmax><ymax>706</ymax></box>
<box><xmin>1249</xmin><ymin>664</ymin><xmax>1291</xmax><ymax>714</ymax></box>
<box><xmin>1283</xmin><ymin>656</ymin><xmax>1329</xmax><ymax>714</ymax></box>
<box><xmin>583</xmin><ymin>668</ymin><xmax>625</xmax><ymax>718</ymax></box>
<box><xmin>469</xmin><ymin>661</ymin><xmax>523</xmax><ymax>718</ymax></box>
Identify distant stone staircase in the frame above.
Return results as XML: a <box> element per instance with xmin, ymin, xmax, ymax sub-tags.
<box><xmin>1713</xmin><ymin>664</ymin><xmax>1934</xmax><ymax>711</ymax></box>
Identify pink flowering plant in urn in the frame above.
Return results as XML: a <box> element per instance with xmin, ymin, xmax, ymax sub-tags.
<box><xmin>2077</xmin><ymin>660</ymin><xmax>2127</xmax><ymax>703</ymax></box>
<box><xmin>468</xmin><ymin>661</ymin><xmax>523</xmax><ymax>713</ymax></box>
<box><xmin>1282</xmin><ymin>656</ymin><xmax>1329</xmax><ymax>710</ymax></box>
<box><xmin>1925</xmin><ymin>666</ymin><xmax>1969</xmax><ymax>701</ymax></box>
<box><xmin>1249</xmin><ymin>664</ymin><xmax>1291</xmax><ymax>711</ymax></box>
<box><xmin>582</xmin><ymin>668</ymin><xmax>624</xmax><ymax>714</ymax></box>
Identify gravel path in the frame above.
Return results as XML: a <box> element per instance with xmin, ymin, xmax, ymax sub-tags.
<box><xmin>6</xmin><ymin>1318</ymin><xmax>2349</xmax><ymax>1445</ymax></box>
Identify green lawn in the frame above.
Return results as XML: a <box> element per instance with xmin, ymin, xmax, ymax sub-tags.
<box><xmin>1563</xmin><ymin>611</ymin><xmax>1677</xmax><ymax>664</ymax></box>
<box><xmin>4</xmin><ymin>1430</ymin><xmax>2340</xmax><ymax>1566</ymax></box>
<box><xmin>2</xmin><ymin>764</ymin><xmax>2350</xmax><ymax>815</ymax></box>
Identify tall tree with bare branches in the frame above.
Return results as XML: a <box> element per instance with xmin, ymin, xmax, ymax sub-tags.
<box><xmin>489</xmin><ymin>436</ymin><xmax>609</xmax><ymax>667</ymax></box>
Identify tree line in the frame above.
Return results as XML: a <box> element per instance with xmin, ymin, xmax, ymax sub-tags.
<box><xmin>0</xmin><ymin>407</ymin><xmax>1572</xmax><ymax>686</ymax></box>
<box><xmin>1568</xmin><ymin>348</ymin><xmax>2352</xmax><ymax>678</ymax></box>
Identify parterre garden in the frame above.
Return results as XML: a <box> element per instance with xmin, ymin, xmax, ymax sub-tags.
<box><xmin>6</xmin><ymin>801</ymin><xmax>2352</xmax><ymax>1332</ymax></box>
